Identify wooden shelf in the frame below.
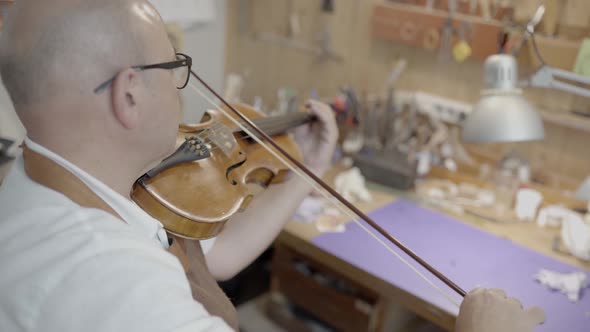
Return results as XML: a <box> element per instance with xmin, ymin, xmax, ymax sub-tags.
<box><xmin>371</xmin><ymin>2</ymin><xmax>504</xmax><ymax>60</ymax></box>
<box><xmin>540</xmin><ymin>109</ymin><xmax>590</xmax><ymax>133</ymax></box>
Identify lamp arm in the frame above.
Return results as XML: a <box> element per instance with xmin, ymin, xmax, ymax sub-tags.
<box><xmin>550</xmin><ymin>81</ymin><xmax>590</xmax><ymax>99</ymax></box>
<box><xmin>528</xmin><ymin>66</ymin><xmax>590</xmax><ymax>99</ymax></box>
<box><xmin>551</xmin><ymin>67</ymin><xmax>590</xmax><ymax>85</ymax></box>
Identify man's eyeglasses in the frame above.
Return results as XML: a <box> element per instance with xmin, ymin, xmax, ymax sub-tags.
<box><xmin>94</xmin><ymin>53</ymin><xmax>192</xmax><ymax>94</ymax></box>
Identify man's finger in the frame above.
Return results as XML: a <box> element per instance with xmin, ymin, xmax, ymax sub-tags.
<box><xmin>488</xmin><ymin>288</ymin><xmax>507</xmax><ymax>299</ymax></box>
<box><xmin>293</xmin><ymin>123</ymin><xmax>310</xmax><ymax>138</ymax></box>
<box><xmin>305</xmin><ymin>99</ymin><xmax>339</xmax><ymax>146</ymax></box>
<box><xmin>526</xmin><ymin>306</ymin><xmax>546</xmax><ymax>325</ymax></box>
<box><xmin>307</xmin><ymin>100</ymin><xmax>331</xmax><ymax>120</ymax></box>
<box><xmin>460</xmin><ymin>288</ymin><xmax>484</xmax><ymax>308</ymax></box>
<box><xmin>505</xmin><ymin>297</ymin><xmax>524</xmax><ymax>310</ymax></box>
<box><xmin>468</xmin><ymin>287</ymin><xmax>486</xmax><ymax>296</ymax></box>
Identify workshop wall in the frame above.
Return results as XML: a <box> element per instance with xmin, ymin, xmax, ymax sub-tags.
<box><xmin>0</xmin><ymin>0</ymin><xmax>227</xmax><ymax>148</ymax></box>
<box><xmin>225</xmin><ymin>0</ymin><xmax>590</xmax><ymax>189</ymax></box>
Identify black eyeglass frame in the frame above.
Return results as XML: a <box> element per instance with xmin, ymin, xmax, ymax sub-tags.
<box><xmin>93</xmin><ymin>52</ymin><xmax>192</xmax><ymax>94</ymax></box>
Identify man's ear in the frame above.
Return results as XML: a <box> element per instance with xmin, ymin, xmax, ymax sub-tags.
<box><xmin>111</xmin><ymin>68</ymin><xmax>141</xmax><ymax>129</ymax></box>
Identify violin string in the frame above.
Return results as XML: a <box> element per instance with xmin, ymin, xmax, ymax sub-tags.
<box><xmin>196</xmin><ymin>125</ymin><xmax>288</xmax><ymax>154</ymax></box>
<box><xmin>204</xmin><ymin>136</ymin><xmax>264</xmax><ymax>154</ymax></box>
<box><xmin>195</xmin><ymin>118</ymin><xmax>301</xmax><ymax>148</ymax></box>
<box><xmin>196</xmin><ymin>124</ymin><xmax>288</xmax><ymax>143</ymax></box>
<box><xmin>190</xmin><ymin>132</ymin><xmax>246</xmax><ymax>155</ymax></box>
<box><xmin>192</xmin><ymin>113</ymin><xmax>308</xmax><ymax>143</ymax></box>
<box><xmin>192</xmin><ymin>128</ymin><xmax>259</xmax><ymax>149</ymax></box>
<box><xmin>198</xmin><ymin>113</ymin><xmax>301</xmax><ymax>135</ymax></box>
<box><xmin>188</xmin><ymin>83</ymin><xmax>461</xmax><ymax>308</ymax></box>
<box><xmin>191</xmin><ymin>112</ymin><xmax>313</xmax><ymax>149</ymax></box>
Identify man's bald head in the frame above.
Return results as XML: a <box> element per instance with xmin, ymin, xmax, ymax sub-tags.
<box><xmin>0</xmin><ymin>0</ymin><xmax>169</xmax><ymax>108</ymax></box>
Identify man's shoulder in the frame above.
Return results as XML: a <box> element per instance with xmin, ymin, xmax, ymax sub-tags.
<box><xmin>0</xmin><ymin>195</ymin><xmax>134</xmax><ymax>250</ymax></box>
<box><xmin>0</xmin><ymin>158</ymin><xmax>158</xmax><ymax>254</ymax></box>
<box><xmin>0</xmin><ymin>202</ymin><xmax>173</xmax><ymax>284</ymax></box>
<box><xmin>0</xmin><ymin>203</ymin><xmax>186</xmax><ymax>331</ymax></box>
<box><xmin>0</xmin><ymin>200</ymin><xmax>172</xmax><ymax>269</ymax></box>
<box><xmin>0</xmin><ymin>156</ymin><xmax>181</xmax><ymax>287</ymax></box>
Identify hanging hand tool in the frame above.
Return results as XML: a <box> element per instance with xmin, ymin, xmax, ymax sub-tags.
<box><xmin>438</xmin><ymin>0</ymin><xmax>457</xmax><ymax>63</ymax></box>
<box><xmin>453</xmin><ymin>22</ymin><xmax>473</xmax><ymax>63</ymax></box>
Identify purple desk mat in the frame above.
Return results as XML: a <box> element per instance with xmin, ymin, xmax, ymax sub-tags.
<box><xmin>311</xmin><ymin>199</ymin><xmax>590</xmax><ymax>331</ymax></box>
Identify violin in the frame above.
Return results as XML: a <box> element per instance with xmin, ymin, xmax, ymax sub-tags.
<box><xmin>132</xmin><ymin>103</ymin><xmax>314</xmax><ymax>240</ymax></box>
<box><xmin>132</xmin><ymin>70</ymin><xmax>467</xmax><ymax>301</ymax></box>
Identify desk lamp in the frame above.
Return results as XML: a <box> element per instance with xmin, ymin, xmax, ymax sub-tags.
<box><xmin>462</xmin><ymin>5</ymin><xmax>590</xmax><ymax>143</ymax></box>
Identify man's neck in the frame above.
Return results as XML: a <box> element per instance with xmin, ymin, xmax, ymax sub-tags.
<box><xmin>73</xmin><ymin>158</ymin><xmax>139</xmax><ymax>199</ymax></box>
<box><xmin>30</xmin><ymin>137</ymin><xmax>144</xmax><ymax>200</ymax></box>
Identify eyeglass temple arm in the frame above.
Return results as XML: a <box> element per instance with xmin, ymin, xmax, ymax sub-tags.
<box><xmin>94</xmin><ymin>77</ymin><xmax>115</xmax><ymax>94</ymax></box>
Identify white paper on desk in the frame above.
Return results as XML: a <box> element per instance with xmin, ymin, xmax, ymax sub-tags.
<box><xmin>535</xmin><ymin>269</ymin><xmax>588</xmax><ymax>302</ymax></box>
<box><xmin>561</xmin><ymin>216</ymin><xmax>590</xmax><ymax>261</ymax></box>
<box><xmin>149</xmin><ymin>0</ymin><xmax>215</xmax><ymax>29</ymax></box>
<box><xmin>294</xmin><ymin>196</ymin><xmax>324</xmax><ymax>223</ymax></box>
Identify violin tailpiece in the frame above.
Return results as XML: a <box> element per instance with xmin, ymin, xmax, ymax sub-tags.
<box><xmin>145</xmin><ymin>136</ymin><xmax>211</xmax><ymax>178</ymax></box>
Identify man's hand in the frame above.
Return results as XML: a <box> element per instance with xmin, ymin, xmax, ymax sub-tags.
<box><xmin>455</xmin><ymin>288</ymin><xmax>546</xmax><ymax>332</ymax></box>
<box><xmin>294</xmin><ymin>100</ymin><xmax>339</xmax><ymax>177</ymax></box>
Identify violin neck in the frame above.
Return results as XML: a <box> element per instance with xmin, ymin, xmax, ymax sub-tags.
<box><xmin>244</xmin><ymin>112</ymin><xmax>316</xmax><ymax>137</ymax></box>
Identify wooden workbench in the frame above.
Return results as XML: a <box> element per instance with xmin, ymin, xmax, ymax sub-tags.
<box><xmin>268</xmin><ymin>182</ymin><xmax>590</xmax><ymax>331</ymax></box>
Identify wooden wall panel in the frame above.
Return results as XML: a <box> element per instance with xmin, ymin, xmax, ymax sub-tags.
<box><xmin>225</xmin><ymin>0</ymin><xmax>590</xmax><ymax>187</ymax></box>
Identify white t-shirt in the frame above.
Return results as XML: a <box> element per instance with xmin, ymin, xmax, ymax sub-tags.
<box><xmin>0</xmin><ymin>139</ymin><xmax>231</xmax><ymax>332</ymax></box>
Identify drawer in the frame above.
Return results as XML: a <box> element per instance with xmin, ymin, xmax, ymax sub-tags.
<box><xmin>271</xmin><ymin>245</ymin><xmax>383</xmax><ymax>332</ymax></box>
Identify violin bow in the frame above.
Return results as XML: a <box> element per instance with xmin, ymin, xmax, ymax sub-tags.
<box><xmin>189</xmin><ymin>70</ymin><xmax>467</xmax><ymax>299</ymax></box>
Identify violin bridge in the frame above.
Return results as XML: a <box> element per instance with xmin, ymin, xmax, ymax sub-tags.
<box><xmin>207</xmin><ymin>124</ymin><xmax>238</xmax><ymax>156</ymax></box>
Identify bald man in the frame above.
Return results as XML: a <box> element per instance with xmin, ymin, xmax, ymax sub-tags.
<box><xmin>0</xmin><ymin>1</ymin><xmax>544</xmax><ymax>331</ymax></box>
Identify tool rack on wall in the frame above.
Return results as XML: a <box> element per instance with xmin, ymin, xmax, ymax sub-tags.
<box><xmin>371</xmin><ymin>0</ymin><xmax>588</xmax><ymax>71</ymax></box>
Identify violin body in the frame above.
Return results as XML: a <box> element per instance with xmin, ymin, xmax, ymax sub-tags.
<box><xmin>132</xmin><ymin>103</ymin><xmax>303</xmax><ymax>240</ymax></box>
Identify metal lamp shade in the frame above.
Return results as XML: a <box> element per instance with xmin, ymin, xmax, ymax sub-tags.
<box><xmin>463</xmin><ymin>93</ymin><xmax>544</xmax><ymax>143</ymax></box>
<box><xmin>463</xmin><ymin>54</ymin><xmax>545</xmax><ymax>143</ymax></box>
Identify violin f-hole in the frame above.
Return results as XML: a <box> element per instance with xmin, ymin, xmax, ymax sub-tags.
<box><xmin>225</xmin><ymin>156</ymin><xmax>247</xmax><ymax>185</ymax></box>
